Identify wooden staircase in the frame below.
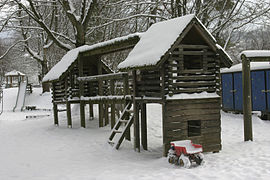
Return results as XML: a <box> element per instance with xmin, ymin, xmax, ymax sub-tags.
<box><xmin>108</xmin><ymin>101</ymin><xmax>134</xmax><ymax>149</ymax></box>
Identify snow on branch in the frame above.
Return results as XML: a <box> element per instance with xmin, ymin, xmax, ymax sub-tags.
<box><xmin>0</xmin><ymin>36</ymin><xmax>31</xmax><ymax>60</ymax></box>
<box><xmin>86</xmin><ymin>14</ymin><xmax>168</xmax><ymax>36</ymax></box>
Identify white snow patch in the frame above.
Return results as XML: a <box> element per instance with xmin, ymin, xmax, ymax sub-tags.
<box><xmin>166</xmin><ymin>92</ymin><xmax>220</xmax><ymax>99</ymax></box>
<box><xmin>43</xmin><ymin>33</ymin><xmax>142</xmax><ymax>82</ymax></box>
<box><xmin>240</xmin><ymin>50</ymin><xmax>270</xmax><ymax>58</ymax></box>
<box><xmin>221</xmin><ymin>62</ymin><xmax>270</xmax><ymax>73</ymax></box>
<box><xmin>0</xmin><ymin>87</ymin><xmax>270</xmax><ymax>179</ymax></box>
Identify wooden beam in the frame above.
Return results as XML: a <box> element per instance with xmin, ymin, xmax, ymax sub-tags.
<box><xmin>77</xmin><ymin>72</ymin><xmax>128</xmax><ymax>82</ymax></box>
<box><xmin>241</xmin><ymin>55</ymin><xmax>253</xmax><ymax>141</ymax></box>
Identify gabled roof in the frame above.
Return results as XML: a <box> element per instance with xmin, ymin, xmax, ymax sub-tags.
<box><xmin>5</xmin><ymin>70</ymin><xmax>25</xmax><ymax>76</ymax></box>
<box><xmin>118</xmin><ymin>14</ymin><xmax>232</xmax><ymax>70</ymax></box>
<box><xmin>43</xmin><ymin>33</ymin><xmax>142</xmax><ymax>83</ymax></box>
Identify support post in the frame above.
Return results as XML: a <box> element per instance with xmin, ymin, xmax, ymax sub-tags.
<box><xmin>89</xmin><ymin>101</ymin><xmax>94</xmax><ymax>120</ymax></box>
<box><xmin>105</xmin><ymin>103</ymin><xmax>109</xmax><ymax>125</ymax></box>
<box><xmin>132</xmin><ymin>70</ymin><xmax>140</xmax><ymax>152</ymax></box>
<box><xmin>78</xmin><ymin>56</ymin><xmax>85</xmax><ymax>128</ymax></box>
<box><xmin>66</xmin><ymin>101</ymin><xmax>72</xmax><ymax>128</ymax></box>
<box><xmin>162</xmin><ymin>102</ymin><xmax>168</xmax><ymax>157</ymax></box>
<box><xmin>141</xmin><ymin>103</ymin><xmax>147</xmax><ymax>150</ymax></box>
<box><xmin>98</xmin><ymin>59</ymin><xmax>104</xmax><ymax>127</ymax></box>
<box><xmin>53</xmin><ymin>103</ymin><xmax>58</xmax><ymax>126</ymax></box>
<box><xmin>111</xmin><ymin>102</ymin><xmax>115</xmax><ymax>129</ymax></box>
<box><xmin>242</xmin><ymin>55</ymin><xmax>253</xmax><ymax>141</ymax></box>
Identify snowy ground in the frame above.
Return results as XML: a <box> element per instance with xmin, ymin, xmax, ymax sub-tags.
<box><xmin>0</xmin><ymin>88</ymin><xmax>270</xmax><ymax>180</ymax></box>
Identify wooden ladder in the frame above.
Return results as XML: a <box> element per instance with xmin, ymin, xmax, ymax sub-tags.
<box><xmin>108</xmin><ymin>101</ymin><xmax>134</xmax><ymax>149</ymax></box>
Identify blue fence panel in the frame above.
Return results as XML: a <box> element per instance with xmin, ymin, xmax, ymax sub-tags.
<box><xmin>251</xmin><ymin>71</ymin><xmax>266</xmax><ymax>111</ymax></box>
<box><xmin>266</xmin><ymin>70</ymin><xmax>270</xmax><ymax>112</ymax></box>
<box><xmin>222</xmin><ymin>74</ymin><xmax>234</xmax><ymax>110</ymax></box>
<box><xmin>233</xmin><ymin>72</ymin><xmax>243</xmax><ymax>111</ymax></box>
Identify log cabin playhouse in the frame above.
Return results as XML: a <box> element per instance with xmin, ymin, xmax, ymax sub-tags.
<box><xmin>43</xmin><ymin>14</ymin><xmax>232</xmax><ymax>155</ymax></box>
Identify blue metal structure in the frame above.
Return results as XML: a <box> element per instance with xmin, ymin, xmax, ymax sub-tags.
<box><xmin>221</xmin><ymin>69</ymin><xmax>270</xmax><ymax>112</ymax></box>
<box><xmin>221</xmin><ymin>73</ymin><xmax>234</xmax><ymax>110</ymax></box>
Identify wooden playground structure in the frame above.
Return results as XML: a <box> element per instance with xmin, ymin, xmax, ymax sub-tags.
<box><xmin>43</xmin><ymin>15</ymin><xmax>232</xmax><ymax>155</ymax></box>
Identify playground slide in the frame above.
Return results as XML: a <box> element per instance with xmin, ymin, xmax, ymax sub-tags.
<box><xmin>13</xmin><ymin>82</ymin><xmax>27</xmax><ymax>112</ymax></box>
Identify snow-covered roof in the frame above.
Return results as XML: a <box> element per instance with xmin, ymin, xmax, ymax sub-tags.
<box><xmin>240</xmin><ymin>50</ymin><xmax>270</xmax><ymax>58</ymax></box>
<box><xmin>43</xmin><ymin>33</ymin><xmax>142</xmax><ymax>82</ymax></box>
<box><xmin>118</xmin><ymin>14</ymin><xmax>232</xmax><ymax>69</ymax></box>
<box><xmin>5</xmin><ymin>70</ymin><xmax>25</xmax><ymax>76</ymax></box>
<box><xmin>221</xmin><ymin>62</ymin><xmax>270</xmax><ymax>73</ymax></box>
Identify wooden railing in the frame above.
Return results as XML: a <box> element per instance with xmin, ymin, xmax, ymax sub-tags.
<box><xmin>77</xmin><ymin>72</ymin><xmax>130</xmax><ymax>98</ymax></box>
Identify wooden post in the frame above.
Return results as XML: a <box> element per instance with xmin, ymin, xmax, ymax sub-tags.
<box><xmin>53</xmin><ymin>103</ymin><xmax>59</xmax><ymax>126</ymax></box>
<box><xmin>242</xmin><ymin>55</ymin><xmax>253</xmax><ymax>141</ymax></box>
<box><xmin>66</xmin><ymin>101</ymin><xmax>72</xmax><ymax>128</ymax></box>
<box><xmin>111</xmin><ymin>102</ymin><xmax>115</xmax><ymax>129</ymax></box>
<box><xmin>105</xmin><ymin>103</ymin><xmax>109</xmax><ymax>125</ymax></box>
<box><xmin>141</xmin><ymin>103</ymin><xmax>147</xmax><ymax>150</ymax></box>
<box><xmin>89</xmin><ymin>101</ymin><xmax>94</xmax><ymax>120</ymax></box>
<box><xmin>78</xmin><ymin>56</ymin><xmax>86</xmax><ymax>128</ymax></box>
<box><xmin>123</xmin><ymin>74</ymin><xmax>131</xmax><ymax>141</ymax></box>
<box><xmin>98</xmin><ymin>59</ymin><xmax>104</xmax><ymax>127</ymax></box>
<box><xmin>110</xmin><ymin>79</ymin><xmax>116</xmax><ymax>129</ymax></box>
<box><xmin>162</xmin><ymin>102</ymin><xmax>168</xmax><ymax>157</ymax></box>
<box><xmin>132</xmin><ymin>70</ymin><xmax>140</xmax><ymax>152</ymax></box>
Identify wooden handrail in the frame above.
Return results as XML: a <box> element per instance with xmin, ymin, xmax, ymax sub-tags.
<box><xmin>77</xmin><ymin>72</ymin><xmax>128</xmax><ymax>82</ymax></box>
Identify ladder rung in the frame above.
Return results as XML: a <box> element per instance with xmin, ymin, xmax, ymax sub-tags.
<box><xmin>113</xmin><ymin>130</ymin><xmax>122</xmax><ymax>133</ymax></box>
<box><xmin>108</xmin><ymin>140</ymin><xmax>115</xmax><ymax>145</ymax></box>
<box><xmin>58</xmin><ymin>109</ymin><xmax>67</xmax><ymax>112</ymax></box>
<box><xmin>126</xmin><ymin>109</ymin><xmax>134</xmax><ymax>113</ymax></box>
<box><xmin>119</xmin><ymin>120</ymin><xmax>128</xmax><ymax>123</ymax></box>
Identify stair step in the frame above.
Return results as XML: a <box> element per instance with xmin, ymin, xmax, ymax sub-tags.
<box><xmin>119</xmin><ymin>120</ymin><xmax>128</xmax><ymax>123</ymax></box>
<box><xmin>113</xmin><ymin>130</ymin><xmax>122</xmax><ymax>133</ymax></box>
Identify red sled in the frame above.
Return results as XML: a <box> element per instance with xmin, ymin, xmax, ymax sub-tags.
<box><xmin>168</xmin><ymin>140</ymin><xmax>204</xmax><ymax>168</ymax></box>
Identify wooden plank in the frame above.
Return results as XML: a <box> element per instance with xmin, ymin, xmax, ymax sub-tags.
<box><xmin>166</xmin><ymin>113</ymin><xmax>220</xmax><ymax>122</ymax></box>
<box><xmin>172</xmin><ymin>81</ymin><xmax>216</xmax><ymax>88</ymax></box>
<box><xmin>77</xmin><ymin>72</ymin><xmax>128</xmax><ymax>82</ymax></box>
<box><xmin>167</xmin><ymin>102</ymin><xmax>220</xmax><ymax>111</ymax></box>
<box><xmin>166</xmin><ymin>98</ymin><xmax>220</xmax><ymax>105</ymax></box>
<box><xmin>167</xmin><ymin>108</ymin><xmax>220</xmax><ymax>117</ymax></box>
<box><xmin>178</xmin><ymin>44</ymin><xmax>209</xmax><ymax>49</ymax></box>
<box><xmin>169</xmin><ymin>75</ymin><xmax>216</xmax><ymax>81</ymax></box>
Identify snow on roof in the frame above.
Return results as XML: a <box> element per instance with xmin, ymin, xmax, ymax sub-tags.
<box><xmin>5</xmin><ymin>70</ymin><xmax>25</xmax><ymax>76</ymax></box>
<box><xmin>118</xmin><ymin>14</ymin><xmax>196</xmax><ymax>69</ymax></box>
<box><xmin>240</xmin><ymin>50</ymin><xmax>270</xmax><ymax>58</ymax></box>
<box><xmin>43</xmin><ymin>33</ymin><xmax>142</xmax><ymax>82</ymax></box>
<box><xmin>221</xmin><ymin>62</ymin><xmax>270</xmax><ymax>73</ymax></box>
<box><xmin>118</xmin><ymin>14</ymin><xmax>230</xmax><ymax>70</ymax></box>
<box><xmin>216</xmin><ymin>44</ymin><xmax>233</xmax><ymax>63</ymax></box>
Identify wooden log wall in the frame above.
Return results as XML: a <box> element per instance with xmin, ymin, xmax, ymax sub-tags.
<box><xmin>136</xmin><ymin>69</ymin><xmax>162</xmax><ymax>97</ymax></box>
<box><xmin>165</xmin><ymin>44</ymin><xmax>221</xmax><ymax>96</ymax></box>
<box><xmin>163</xmin><ymin>97</ymin><xmax>221</xmax><ymax>155</ymax></box>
